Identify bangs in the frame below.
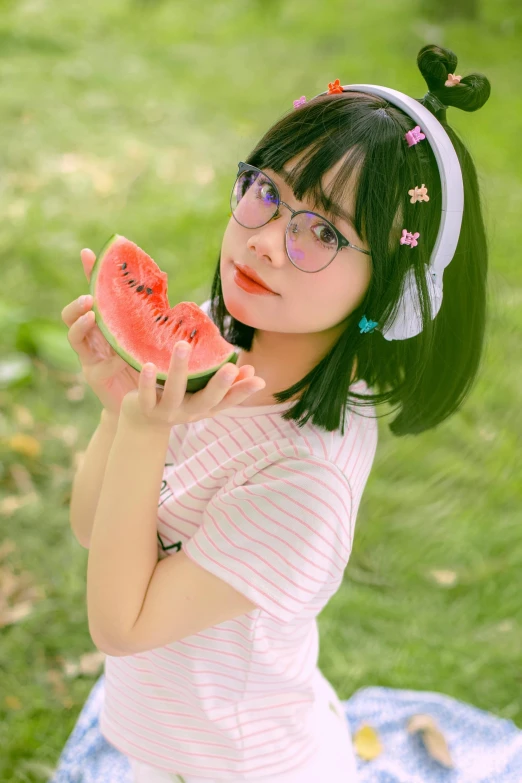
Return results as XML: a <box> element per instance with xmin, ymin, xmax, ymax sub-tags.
<box><xmin>244</xmin><ymin>92</ymin><xmax>428</xmax><ymax>251</ymax></box>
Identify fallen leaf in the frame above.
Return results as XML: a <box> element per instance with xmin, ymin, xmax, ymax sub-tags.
<box><xmin>430</xmin><ymin>569</ymin><xmax>458</xmax><ymax>587</ymax></box>
<box><xmin>5</xmin><ymin>695</ymin><xmax>23</xmax><ymax>710</ymax></box>
<box><xmin>12</xmin><ymin>404</ymin><xmax>34</xmax><ymax>429</ymax></box>
<box><xmin>0</xmin><ymin>493</ymin><xmax>39</xmax><ymax>516</ymax></box>
<box><xmin>407</xmin><ymin>713</ymin><xmax>454</xmax><ymax>768</ymax></box>
<box><xmin>0</xmin><ymin>539</ymin><xmax>17</xmax><ymax>560</ymax></box>
<box><xmin>5</xmin><ymin>433</ymin><xmax>42</xmax><ymax>458</ymax></box>
<box><xmin>46</xmin><ymin>668</ymin><xmax>74</xmax><ymax>708</ymax></box>
<box><xmin>62</xmin><ymin>650</ymin><xmax>106</xmax><ymax>678</ymax></box>
<box><xmin>0</xmin><ymin>563</ymin><xmax>46</xmax><ymax>628</ymax></box>
<box><xmin>0</xmin><ymin>599</ymin><xmax>34</xmax><ymax>627</ymax></box>
<box><xmin>66</xmin><ymin>384</ymin><xmax>85</xmax><ymax>401</ymax></box>
<box><xmin>48</xmin><ymin>424</ymin><xmax>79</xmax><ymax>447</ymax></box>
<box><xmin>10</xmin><ymin>463</ymin><xmax>36</xmax><ymax>495</ymax></box>
<box><xmin>353</xmin><ymin>723</ymin><xmax>383</xmax><ymax>761</ymax></box>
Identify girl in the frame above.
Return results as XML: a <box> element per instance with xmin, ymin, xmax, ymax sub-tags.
<box><xmin>62</xmin><ymin>44</ymin><xmax>491</xmax><ymax>783</ymax></box>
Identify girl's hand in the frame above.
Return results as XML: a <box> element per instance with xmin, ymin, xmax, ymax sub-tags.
<box><xmin>119</xmin><ymin>342</ymin><xmax>266</xmax><ymax>431</ymax></box>
<box><xmin>61</xmin><ymin>249</ymin><xmax>142</xmax><ymax>416</ymax></box>
<box><xmin>62</xmin><ymin>249</ymin><xmax>258</xmax><ymax>416</ymax></box>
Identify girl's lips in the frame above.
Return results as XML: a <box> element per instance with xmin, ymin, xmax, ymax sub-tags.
<box><xmin>233</xmin><ymin>265</ymin><xmax>279</xmax><ymax>296</ymax></box>
<box><xmin>234</xmin><ymin>264</ymin><xmax>277</xmax><ymax>294</ymax></box>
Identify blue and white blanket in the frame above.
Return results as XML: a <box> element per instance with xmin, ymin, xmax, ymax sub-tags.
<box><xmin>48</xmin><ymin>674</ymin><xmax>522</xmax><ymax>783</ymax></box>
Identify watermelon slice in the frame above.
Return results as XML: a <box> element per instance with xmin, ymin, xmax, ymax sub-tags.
<box><xmin>90</xmin><ymin>234</ymin><xmax>238</xmax><ymax>392</ymax></box>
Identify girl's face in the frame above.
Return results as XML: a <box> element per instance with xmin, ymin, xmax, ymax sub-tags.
<box><xmin>220</xmin><ymin>152</ymin><xmax>372</xmax><ymax>344</ymax></box>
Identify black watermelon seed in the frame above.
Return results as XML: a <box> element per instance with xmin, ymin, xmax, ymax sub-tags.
<box><xmin>128</xmin><ymin>279</ymin><xmax>135</xmax><ymax>284</ymax></box>
<box><xmin>155</xmin><ymin>315</ymin><xmax>163</xmax><ymax>322</ymax></box>
<box><xmin>123</xmin><ymin>271</ymin><xmax>129</xmax><ymax>276</ymax></box>
<box><xmin>136</xmin><ymin>285</ymin><xmax>144</xmax><ymax>292</ymax></box>
<box><xmin>163</xmin><ymin>316</ymin><xmax>169</xmax><ymax>323</ymax></box>
<box><xmin>146</xmin><ymin>287</ymin><xmax>153</xmax><ymax>295</ymax></box>
<box><xmin>190</xmin><ymin>328</ymin><xmax>197</xmax><ymax>339</ymax></box>
<box><xmin>122</xmin><ymin>262</ymin><xmax>127</xmax><ymax>270</ymax></box>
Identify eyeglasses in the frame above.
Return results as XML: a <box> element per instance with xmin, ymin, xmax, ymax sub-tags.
<box><xmin>230</xmin><ymin>162</ymin><xmax>371</xmax><ymax>273</ymax></box>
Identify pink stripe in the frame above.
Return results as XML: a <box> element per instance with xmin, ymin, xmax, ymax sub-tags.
<box><xmin>101</xmin><ymin>711</ymin><xmax>315</xmax><ymax>775</ymax></box>
<box><xmin>185</xmin><ymin>534</ymin><xmax>294</xmax><ymax>619</ymax></box>
<box><xmin>107</xmin><ymin>674</ymin><xmax>315</xmax><ymax>745</ymax></box>
<box><xmin>214</xmin><ymin>492</ymin><xmax>345</xmax><ymax>580</ymax></box>
<box><xmin>106</xmin><ymin>668</ymin><xmax>316</xmax><ymax>738</ymax></box>
<box><xmin>200</xmin><ymin>510</ymin><xmax>327</xmax><ymax>599</ymax></box>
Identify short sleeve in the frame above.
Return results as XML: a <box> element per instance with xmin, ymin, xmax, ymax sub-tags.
<box><xmin>198</xmin><ymin>298</ymin><xmax>211</xmax><ymax>316</ymax></box>
<box><xmin>183</xmin><ymin>457</ymin><xmax>354</xmax><ymax>624</ymax></box>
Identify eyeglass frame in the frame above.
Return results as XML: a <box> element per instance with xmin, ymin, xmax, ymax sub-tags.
<box><xmin>230</xmin><ymin>161</ymin><xmax>372</xmax><ymax>273</ymax></box>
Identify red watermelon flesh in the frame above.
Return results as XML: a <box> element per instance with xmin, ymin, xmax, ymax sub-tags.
<box><xmin>90</xmin><ymin>234</ymin><xmax>238</xmax><ymax>392</ymax></box>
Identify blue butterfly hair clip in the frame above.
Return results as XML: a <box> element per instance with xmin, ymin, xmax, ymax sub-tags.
<box><xmin>359</xmin><ymin>315</ymin><xmax>379</xmax><ymax>334</ymax></box>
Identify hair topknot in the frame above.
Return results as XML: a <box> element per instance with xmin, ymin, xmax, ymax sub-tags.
<box><xmin>417</xmin><ymin>44</ymin><xmax>491</xmax><ymax>113</ymax></box>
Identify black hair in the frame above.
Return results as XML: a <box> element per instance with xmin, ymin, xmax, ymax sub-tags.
<box><xmin>209</xmin><ymin>44</ymin><xmax>492</xmax><ymax>437</ymax></box>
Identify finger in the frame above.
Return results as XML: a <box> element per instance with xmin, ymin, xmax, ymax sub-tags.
<box><xmin>159</xmin><ymin>341</ymin><xmax>193</xmax><ymax>411</ymax></box>
<box><xmin>61</xmin><ymin>294</ymin><xmax>93</xmax><ymax>328</ymax></box>
<box><xmin>186</xmin><ymin>361</ymin><xmax>242</xmax><ymax>416</ymax></box>
<box><xmin>138</xmin><ymin>363</ymin><xmax>159</xmax><ymax>414</ymax></box>
<box><xmin>67</xmin><ymin>310</ymin><xmax>99</xmax><ymax>365</ymax></box>
<box><xmin>81</xmin><ymin>248</ymin><xmax>97</xmax><ymax>282</ymax></box>
<box><xmin>210</xmin><ymin>377</ymin><xmax>266</xmax><ymax>414</ymax></box>
<box><xmin>231</xmin><ymin>364</ymin><xmax>255</xmax><ymax>382</ymax></box>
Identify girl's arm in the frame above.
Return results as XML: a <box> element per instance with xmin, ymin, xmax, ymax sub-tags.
<box><xmin>86</xmin><ymin>413</ymin><xmax>170</xmax><ymax>652</ymax></box>
<box><xmin>86</xmin><ymin>412</ymin><xmax>259</xmax><ymax>657</ymax></box>
<box><xmin>70</xmin><ymin>409</ymin><xmax>119</xmax><ymax>548</ymax></box>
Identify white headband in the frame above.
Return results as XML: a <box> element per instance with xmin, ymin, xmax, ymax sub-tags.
<box><xmin>313</xmin><ymin>84</ymin><xmax>464</xmax><ymax>341</ymax></box>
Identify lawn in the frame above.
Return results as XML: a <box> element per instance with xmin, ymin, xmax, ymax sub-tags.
<box><xmin>0</xmin><ymin>0</ymin><xmax>521</xmax><ymax>780</ymax></box>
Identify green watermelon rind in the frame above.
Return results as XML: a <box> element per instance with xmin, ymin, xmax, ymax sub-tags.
<box><xmin>90</xmin><ymin>234</ymin><xmax>238</xmax><ymax>393</ymax></box>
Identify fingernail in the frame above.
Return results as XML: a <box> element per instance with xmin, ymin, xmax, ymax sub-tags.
<box><xmin>79</xmin><ymin>295</ymin><xmax>90</xmax><ymax>307</ymax></box>
<box><xmin>176</xmin><ymin>343</ymin><xmax>190</xmax><ymax>358</ymax></box>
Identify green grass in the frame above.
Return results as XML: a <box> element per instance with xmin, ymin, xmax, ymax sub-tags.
<box><xmin>0</xmin><ymin>0</ymin><xmax>521</xmax><ymax>779</ymax></box>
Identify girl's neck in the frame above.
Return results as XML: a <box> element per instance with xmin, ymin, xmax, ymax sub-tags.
<box><xmin>234</xmin><ymin>330</ymin><xmax>357</xmax><ymax>407</ymax></box>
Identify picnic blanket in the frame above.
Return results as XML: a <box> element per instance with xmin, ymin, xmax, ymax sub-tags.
<box><xmin>48</xmin><ymin>674</ymin><xmax>522</xmax><ymax>783</ymax></box>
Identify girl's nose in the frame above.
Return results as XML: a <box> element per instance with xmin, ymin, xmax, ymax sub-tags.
<box><xmin>247</xmin><ymin>216</ymin><xmax>288</xmax><ymax>264</ymax></box>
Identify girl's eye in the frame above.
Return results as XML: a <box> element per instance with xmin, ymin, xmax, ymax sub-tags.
<box><xmin>312</xmin><ymin>222</ymin><xmax>337</xmax><ymax>247</ymax></box>
<box><xmin>256</xmin><ymin>181</ymin><xmax>278</xmax><ymax>205</ymax></box>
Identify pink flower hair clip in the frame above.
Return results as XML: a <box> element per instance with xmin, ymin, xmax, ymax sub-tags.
<box><xmin>400</xmin><ymin>229</ymin><xmax>420</xmax><ymax>248</ymax></box>
<box><xmin>445</xmin><ymin>73</ymin><xmax>462</xmax><ymax>87</ymax></box>
<box><xmin>293</xmin><ymin>95</ymin><xmax>307</xmax><ymax>109</ymax></box>
<box><xmin>404</xmin><ymin>125</ymin><xmax>426</xmax><ymax>147</ymax></box>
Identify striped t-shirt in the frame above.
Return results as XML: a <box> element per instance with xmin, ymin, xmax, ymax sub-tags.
<box><xmin>99</xmin><ymin>300</ymin><xmax>379</xmax><ymax>779</ymax></box>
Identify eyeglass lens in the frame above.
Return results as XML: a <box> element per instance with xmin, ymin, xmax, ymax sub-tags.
<box><xmin>231</xmin><ymin>169</ymin><xmax>339</xmax><ymax>272</ymax></box>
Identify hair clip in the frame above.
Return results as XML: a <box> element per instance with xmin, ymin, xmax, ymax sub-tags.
<box><xmin>400</xmin><ymin>229</ymin><xmax>420</xmax><ymax>247</ymax></box>
<box><xmin>293</xmin><ymin>96</ymin><xmax>307</xmax><ymax>109</ymax></box>
<box><xmin>359</xmin><ymin>315</ymin><xmax>379</xmax><ymax>334</ymax></box>
<box><xmin>445</xmin><ymin>73</ymin><xmax>462</xmax><ymax>87</ymax></box>
<box><xmin>408</xmin><ymin>184</ymin><xmax>430</xmax><ymax>204</ymax></box>
<box><xmin>404</xmin><ymin>125</ymin><xmax>426</xmax><ymax>147</ymax></box>
<box><xmin>327</xmin><ymin>79</ymin><xmax>344</xmax><ymax>95</ymax></box>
